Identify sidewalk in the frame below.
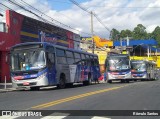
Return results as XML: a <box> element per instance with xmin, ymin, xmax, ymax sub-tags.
<box><xmin>0</xmin><ymin>83</ymin><xmax>16</xmax><ymax>92</ymax></box>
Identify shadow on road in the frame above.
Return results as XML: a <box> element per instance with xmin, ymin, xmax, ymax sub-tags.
<box><xmin>16</xmin><ymin>82</ymin><xmax>101</xmax><ymax>92</ymax></box>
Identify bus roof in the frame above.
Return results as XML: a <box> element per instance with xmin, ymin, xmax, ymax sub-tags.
<box><xmin>107</xmin><ymin>54</ymin><xmax>129</xmax><ymax>57</ymax></box>
<box><xmin>131</xmin><ymin>60</ymin><xmax>145</xmax><ymax>63</ymax></box>
<box><xmin>131</xmin><ymin>60</ymin><xmax>156</xmax><ymax>65</ymax></box>
<box><xmin>10</xmin><ymin>42</ymin><xmax>98</xmax><ymax>56</ymax></box>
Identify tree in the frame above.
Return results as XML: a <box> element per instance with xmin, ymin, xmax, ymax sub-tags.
<box><xmin>111</xmin><ymin>24</ymin><xmax>160</xmax><ymax>46</ymax></box>
<box><xmin>152</xmin><ymin>26</ymin><xmax>160</xmax><ymax>46</ymax></box>
<box><xmin>132</xmin><ymin>24</ymin><xmax>147</xmax><ymax>39</ymax></box>
<box><xmin>120</xmin><ymin>29</ymin><xmax>132</xmax><ymax>38</ymax></box>
<box><xmin>110</xmin><ymin>28</ymin><xmax>120</xmax><ymax>41</ymax></box>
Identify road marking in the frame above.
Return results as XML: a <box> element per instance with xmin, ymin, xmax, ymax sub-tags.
<box><xmin>31</xmin><ymin>85</ymin><xmax>128</xmax><ymax>109</ymax></box>
<box><xmin>92</xmin><ymin>116</ymin><xmax>111</xmax><ymax>119</ymax></box>
<box><xmin>41</xmin><ymin>116</ymin><xmax>67</xmax><ymax>119</ymax></box>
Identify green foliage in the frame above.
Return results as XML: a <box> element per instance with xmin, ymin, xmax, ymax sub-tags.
<box><xmin>110</xmin><ymin>28</ymin><xmax>120</xmax><ymax>41</ymax></box>
<box><xmin>133</xmin><ymin>24</ymin><xmax>147</xmax><ymax>39</ymax></box>
<box><xmin>120</xmin><ymin>29</ymin><xmax>132</xmax><ymax>38</ymax></box>
<box><xmin>111</xmin><ymin>24</ymin><xmax>160</xmax><ymax>46</ymax></box>
<box><xmin>152</xmin><ymin>26</ymin><xmax>160</xmax><ymax>46</ymax></box>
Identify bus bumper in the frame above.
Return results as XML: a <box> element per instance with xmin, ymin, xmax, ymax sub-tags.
<box><xmin>131</xmin><ymin>74</ymin><xmax>147</xmax><ymax>80</ymax></box>
<box><xmin>107</xmin><ymin>72</ymin><xmax>132</xmax><ymax>81</ymax></box>
<box><xmin>11</xmin><ymin>74</ymin><xmax>49</xmax><ymax>89</ymax></box>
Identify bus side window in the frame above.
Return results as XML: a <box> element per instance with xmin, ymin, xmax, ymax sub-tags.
<box><xmin>56</xmin><ymin>49</ymin><xmax>67</xmax><ymax>64</ymax></box>
<box><xmin>74</xmin><ymin>52</ymin><xmax>81</xmax><ymax>63</ymax></box>
<box><xmin>66</xmin><ymin>51</ymin><xmax>74</xmax><ymax>64</ymax></box>
<box><xmin>91</xmin><ymin>59</ymin><xmax>94</xmax><ymax>66</ymax></box>
<box><xmin>94</xmin><ymin>56</ymin><xmax>99</xmax><ymax>65</ymax></box>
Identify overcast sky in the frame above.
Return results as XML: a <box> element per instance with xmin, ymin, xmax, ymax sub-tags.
<box><xmin>0</xmin><ymin>0</ymin><xmax>160</xmax><ymax>39</ymax></box>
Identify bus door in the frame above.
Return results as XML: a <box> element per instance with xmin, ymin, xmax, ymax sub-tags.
<box><xmin>92</xmin><ymin>59</ymin><xmax>101</xmax><ymax>80</ymax></box>
<box><xmin>47</xmin><ymin>52</ymin><xmax>56</xmax><ymax>85</ymax></box>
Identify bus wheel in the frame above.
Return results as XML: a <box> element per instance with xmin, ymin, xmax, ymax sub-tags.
<box><xmin>58</xmin><ymin>75</ymin><xmax>66</xmax><ymax>89</ymax></box>
<box><xmin>30</xmin><ymin>87</ymin><xmax>40</xmax><ymax>91</ymax></box>
<box><xmin>83</xmin><ymin>73</ymin><xmax>92</xmax><ymax>85</ymax></box>
<box><xmin>88</xmin><ymin>73</ymin><xmax>92</xmax><ymax>85</ymax></box>
<box><xmin>108</xmin><ymin>80</ymin><xmax>112</xmax><ymax>83</ymax></box>
<box><xmin>66</xmin><ymin>83</ymin><xmax>73</xmax><ymax>88</ymax></box>
<box><xmin>126</xmin><ymin>80</ymin><xmax>130</xmax><ymax>83</ymax></box>
<box><xmin>121</xmin><ymin>80</ymin><xmax>125</xmax><ymax>83</ymax></box>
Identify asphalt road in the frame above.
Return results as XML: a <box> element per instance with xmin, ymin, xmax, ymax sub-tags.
<box><xmin>0</xmin><ymin>79</ymin><xmax>160</xmax><ymax>119</ymax></box>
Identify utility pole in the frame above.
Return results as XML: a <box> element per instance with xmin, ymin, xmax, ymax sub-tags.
<box><xmin>91</xmin><ymin>11</ymin><xmax>94</xmax><ymax>54</ymax></box>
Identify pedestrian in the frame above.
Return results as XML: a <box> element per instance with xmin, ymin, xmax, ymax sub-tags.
<box><xmin>104</xmin><ymin>72</ymin><xmax>107</xmax><ymax>82</ymax></box>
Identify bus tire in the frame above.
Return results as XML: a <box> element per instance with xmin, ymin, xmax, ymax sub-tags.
<box><xmin>121</xmin><ymin>80</ymin><xmax>125</xmax><ymax>83</ymax></box>
<box><xmin>108</xmin><ymin>80</ymin><xmax>112</xmax><ymax>83</ymax></box>
<box><xmin>66</xmin><ymin>83</ymin><xmax>73</xmax><ymax>88</ymax></box>
<box><xmin>82</xmin><ymin>73</ymin><xmax>91</xmax><ymax>86</ymax></box>
<box><xmin>30</xmin><ymin>87</ymin><xmax>40</xmax><ymax>91</ymax></box>
<box><xmin>83</xmin><ymin>81</ymin><xmax>88</xmax><ymax>86</ymax></box>
<box><xmin>126</xmin><ymin>80</ymin><xmax>130</xmax><ymax>83</ymax></box>
<box><xmin>87</xmin><ymin>73</ymin><xmax>92</xmax><ymax>85</ymax></box>
<box><xmin>58</xmin><ymin>74</ymin><xmax>66</xmax><ymax>89</ymax></box>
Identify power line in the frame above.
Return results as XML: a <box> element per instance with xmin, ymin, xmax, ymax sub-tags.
<box><xmin>20</xmin><ymin>0</ymin><xmax>68</xmax><ymax>27</ymax></box>
<box><xmin>20</xmin><ymin>0</ymin><xmax>81</xmax><ymax>33</ymax></box>
<box><xmin>0</xmin><ymin>2</ymin><xmax>14</xmax><ymax>11</ymax></box>
<box><xmin>7</xmin><ymin>0</ymin><xmax>92</xmax><ymax>36</ymax></box>
<box><xmin>68</xmin><ymin>0</ymin><xmax>111</xmax><ymax>33</ymax></box>
<box><xmin>93</xmin><ymin>13</ymin><xmax>110</xmax><ymax>32</ymax></box>
<box><xmin>83</xmin><ymin>5</ymin><xmax>160</xmax><ymax>8</ymax></box>
<box><xmin>1</xmin><ymin>1</ymin><xmax>88</xmax><ymax>44</ymax></box>
<box><xmin>6</xmin><ymin>1</ymin><xmax>43</xmax><ymax>21</ymax></box>
<box><xmin>36</xmin><ymin>0</ymin><xmax>79</xmax><ymax>24</ymax></box>
<box><xmin>68</xmin><ymin>0</ymin><xmax>90</xmax><ymax>14</ymax></box>
<box><xmin>47</xmin><ymin>0</ymin><xmax>71</xmax><ymax>4</ymax></box>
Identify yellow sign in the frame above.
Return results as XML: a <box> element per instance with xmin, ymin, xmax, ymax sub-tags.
<box><xmin>81</xmin><ymin>37</ymin><xmax>92</xmax><ymax>41</ymax></box>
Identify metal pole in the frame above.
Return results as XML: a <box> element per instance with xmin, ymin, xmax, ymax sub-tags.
<box><xmin>140</xmin><ymin>46</ymin><xmax>141</xmax><ymax>56</ymax></box>
<box><xmin>91</xmin><ymin>11</ymin><xmax>94</xmax><ymax>54</ymax></box>
<box><xmin>148</xmin><ymin>46</ymin><xmax>149</xmax><ymax>58</ymax></box>
<box><xmin>156</xmin><ymin>46</ymin><xmax>157</xmax><ymax>63</ymax></box>
<box><xmin>5</xmin><ymin>76</ymin><xmax>6</xmax><ymax>89</ymax></box>
<box><xmin>120</xmin><ymin>38</ymin><xmax>122</xmax><ymax>54</ymax></box>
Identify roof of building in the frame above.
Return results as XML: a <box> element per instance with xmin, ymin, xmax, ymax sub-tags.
<box><xmin>113</xmin><ymin>39</ymin><xmax>157</xmax><ymax>46</ymax></box>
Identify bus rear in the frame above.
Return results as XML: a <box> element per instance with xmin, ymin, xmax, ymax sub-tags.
<box><xmin>105</xmin><ymin>54</ymin><xmax>131</xmax><ymax>83</ymax></box>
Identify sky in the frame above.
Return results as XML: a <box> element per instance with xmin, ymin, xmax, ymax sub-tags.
<box><xmin>0</xmin><ymin>0</ymin><xmax>160</xmax><ymax>39</ymax></box>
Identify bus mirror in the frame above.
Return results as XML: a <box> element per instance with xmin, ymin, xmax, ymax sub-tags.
<box><xmin>47</xmin><ymin>52</ymin><xmax>55</xmax><ymax>64</ymax></box>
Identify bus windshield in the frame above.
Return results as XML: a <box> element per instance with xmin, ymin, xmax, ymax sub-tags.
<box><xmin>131</xmin><ymin>62</ymin><xmax>146</xmax><ymax>71</ymax></box>
<box><xmin>11</xmin><ymin>50</ymin><xmax>46</xmax><ymax>72</ymax></box>
<box><xmin>108</xmin><ymin>57</ymin><xmax>130</xmax><ymax>71</ymax></box>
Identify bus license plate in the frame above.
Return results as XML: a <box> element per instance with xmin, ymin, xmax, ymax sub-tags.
<box><xmin>118</xmin><ymin>76</ymin><xmax>123</xmax><ymax>78</ymax></box>
<box><xmin>23</xmin><ymin>82</ymin><xmax>30</xmax><ymax>86</ymax></box>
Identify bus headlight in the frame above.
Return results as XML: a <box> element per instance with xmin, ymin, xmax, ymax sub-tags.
<box><xmin>125</xmin><ymin>72</ymin><xmax>131</xmax><ymax>77</ymax></box>
<box><xmin>37</xmin><ymin>72</ymin><xmax>47</xmax><ymax>80</ymax></box>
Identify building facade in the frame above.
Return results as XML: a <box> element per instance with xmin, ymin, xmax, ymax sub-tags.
<box><xmin>0</xmin><ymin>10</ymin><xmax>80</xmax><ymax>83</ymax></box>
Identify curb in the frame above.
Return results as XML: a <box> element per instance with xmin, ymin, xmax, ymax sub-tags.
<box><xmin>0</xmin><ymin>88</ymin><xmax>17</xmax><ymax>93</ymax></box>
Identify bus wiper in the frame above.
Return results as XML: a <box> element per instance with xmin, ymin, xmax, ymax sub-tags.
<box><xmin>114</xmin><ymin>59</ymin><xmax>124</xmax><ymax>65</ymax></box>
<box><xmin>136</xmin><ymin>64</ymin><xmax>143</xmax><ymax>70</ymax></box>
<box><xmin>111</xmin><ymin>59</ymin><xmax>122</xmax><ymax>69</ymax></box>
